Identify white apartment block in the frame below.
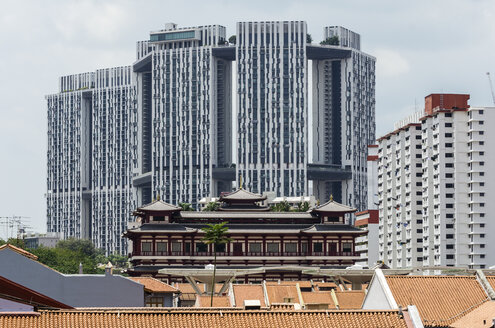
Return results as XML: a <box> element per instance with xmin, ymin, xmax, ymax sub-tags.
<box><xmin>47</xmin><ymin>21</ymin><xmax>376</xmax><ymax>254</ymax></box>
<box><xmin>355</xmin><ymin>145</ymin><xmax>380</xmax><ymax>267</ymax></box>
<box><xmin>47</xmin><ymin>68</ymin><xmax>136</xmax><ymax>254</ymax></box>
<box><xmin>378</xmin><ymin>94</ymin><xmax>495</xmax><ymax>269</ymax></box>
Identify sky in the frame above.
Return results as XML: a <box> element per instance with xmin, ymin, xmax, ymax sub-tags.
<box><xmin>0</xmin><ymin>0</ymin><xmax>494</xmax><ymax>239</ymax></box>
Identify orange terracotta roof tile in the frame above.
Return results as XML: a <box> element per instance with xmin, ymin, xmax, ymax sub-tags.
<box><xmin>0</xmin><ymin>244</ymin><xmax>38</xmax><ymax>260</ymax></box>
<box><xmin>314</xmin><ymin>282</ymin><xmax>338</xmax><ymax>290</ymax></box>
<box><xmin>0</xmin><ymin>309</ymin><xmax>409</xmax><ymax>328</ymax></box>
<box><xmin>265</xmin><ymin>285</ymin><xmax>300</xmax><ymax>304</ymax></box>
<box><xmin>176</xmin><ymin>283</ymin><xmax>223</xmax><ymax>294</ymax></box>
<box><xmin>450</xmin><ymin>300</ymin><xmax>495</xmax><ymax>328</ymax></box>
<box><xmin>386</xmin><ymin>275</ymin><xmax>489</xmax><ymax>327</ymax></box>
<box><xmin>266</xmin><ymin>280</ymin><xmax>312</xmax><ymax>288</ymax></box>
<box><xmin>196</xmin><ymin>296</ymin><xmax>231</xmax><ymax>307</ymax></box>
<box><xmin>485</xmin><ymin>276</ymin><xmax>495</xmax><ymax>292</ymax></box>
<box><xmin>129</xmin><ymin>277</ymin><xmax>178</xmax><ymax>293</ymax></box>
<box><xmin>335</xmin><ymin>291</ymin><xmax>365</xmax><ymax>309</ymax></box>
<box><xmin>232</xmin><ymin>284</ymin><xmax>266</xmax><ymax>307</ymax></box>
<box><xmin>301</xmin><ymin>291</ymin><xmax>335</xmax><ymax>308</ymax></box>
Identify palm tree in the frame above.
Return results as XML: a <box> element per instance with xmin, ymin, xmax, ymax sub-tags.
<box><xmin>178</xmin><ymin>202</ymin><xmax>195</xmax><ymax>211</ymax></box>
<box><xmin>201</xmin><ymin>222</ymin><xmax>232</xmax><ymax>307</ymax></box>
<box><xmin>202</xmin><ymin>201</ymin><xmax>220</xmax><ymax>212</ymax></box>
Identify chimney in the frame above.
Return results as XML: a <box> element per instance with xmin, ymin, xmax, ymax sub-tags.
<box><xmin>78</xmin><ymin>262</ymin><xmax>83</xmax><ymax>274</ymax></box>
<box><xmin>105</xmin><ymin>261</ymin><xmax>113</xmax><ymax>276</ymax></box>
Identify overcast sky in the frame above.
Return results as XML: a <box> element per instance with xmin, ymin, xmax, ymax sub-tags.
<box><xmin>1</xmin><ymin>0</ymin><xmax>494</xmax><ymax>239</ymax></box>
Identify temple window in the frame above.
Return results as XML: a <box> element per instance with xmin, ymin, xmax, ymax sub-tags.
<box><xmin>267</xmin><ymin>243</ymin><xmax>279</xmax><ymax>253</ymax></box>
<box><xmin>171</xmin><ymin>242</ymin><xmax>181</xmax><ymax>252</ymax></box>
<box><xmin>313</xmin><ymin>242</ymin><xmax>323</xmax><ymax>253</ymax></box>
<box><xmin>142</xmin><ymin>241</ymin><xmax>152</xmax><ymax>253</ymax></box>
<box><xmin>196</xmin><ymin>242</ymin><xmax>207</xmax><ymax>253</ymax></box>
<box><xmin>285</xmin><ymin>243</ymin><xmax>297</xmax><ymax>253</ymax></box>
<box><xmin>249</xmin><ymin>243</ymin><xmax>262</xmax><ymax>253</ymax></box>
<box><xmin>156</xmin><ymin>242</ymin><xmax>167</xmax><ymax>253</ymax></box>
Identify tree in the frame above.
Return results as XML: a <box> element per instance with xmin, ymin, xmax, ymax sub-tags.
<box><xmin>203</xmin><ymin>201</ymin><xmax>220</xmax><ymax>212</ymax></box>
<box><xmin>228</xmin><ymin>35</ymin><xmax>236</xmax><ymax>45</ymax></box>
<box><xmin>296</xmin><ymin>201</ymin><xmax>310</xmax><ymax>212</ymax></box>
<box><xmin>179</xmin><ymin>202</ymin><xmax>195</xmax><ymax>211</ymax></box>
<box><xmin>306</xmin><ymin>33</ymin><xmax>313</xmax><ymax>44</ymax></box>
<box><xmin>270</xmin><ymin>201</ymin><xmax>292</xmax><ymax>212</ymax></box>
<box><xmin>201</xmin><ymin>222</ymin><xmax>232</xmax><ymax>307</ymax></box>
<box><xmin>320</xmin><ymin>36</ymin><xmax>339</xmax><ymax>46</ymax></box>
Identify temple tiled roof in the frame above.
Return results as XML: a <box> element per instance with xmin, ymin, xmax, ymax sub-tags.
<box><xmin>219</xmin><ymin>189</ymin><xmax>267</xmax><ymax>202</ymax></box>
<box><xmin>0</xmin><ymin>309</ymin><xmax>409</xmax><ymax>328</ymax></box>
<box><xmin>312</xmin><ymin>199</ymin><xmax>356</xmax><ymax>213</ymax></box>
<box><xmin>129</xmin><ymin>223</ymin><xmax>362</xmax><ymax>234</ymax></box>
<box><xmin>136</xmin><ymin>200</ymin><xmax>181</xmax><ymax>212</ymax></box>
<box><xmin>385</xmin><ymin>275</ymin><xmax>490</xmax><ymax>327</ymax></box>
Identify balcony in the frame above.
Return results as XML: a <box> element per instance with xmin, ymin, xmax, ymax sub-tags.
<box><xmin>134</xmin><ymin>250</ymin><xmax>359</xmax><ymax>258</ymax></box>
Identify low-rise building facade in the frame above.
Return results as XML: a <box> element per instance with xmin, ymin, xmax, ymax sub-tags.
<box><xmin>125</xmin><ymin>189</ymin><xmax>364</xmax><ymax>282</ymax></box>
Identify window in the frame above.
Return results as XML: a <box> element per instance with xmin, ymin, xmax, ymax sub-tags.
<box><xmin>285</xmin><ymin>243</ymin><xmax>297</xmax><ymax>253</ymax></box>
<box><xmin>142</xmin><ymin>242</ymin><xmax>152</xmax><ymax>252</ymax></box>
<box><xmin>156</xmin><ymin>242</ymin><xmax>167</xmax><ymax>252</ymax></box>
<box><xmin>342</xmin><ymin>242</ymin><xmax>352</xmax><ymax>253</ymax></box>
<box><xmin>215</xmin><ymin>244</ymin><xmax>226</xmax><ymax>252</ymax></box>
<box><xmin>196</xmin><ymin>242</ymin><xmax>207</xmax><ymax>253</ymax></box>
<box><xmin>301</xmin><ymin>243</ymin><xmax>308</xmax><ymax>253</ymax></box>
<box><xmin>171</xmin><ymin>242</ymin><xmax>181</xmax><ymax>252</ymax></box>
<box><xmin>146</xmin><ymin>296</ymin><xmax>164</xmax><ymax>307</ymax></box>
<box><xmin>152</xmin><ymin>215</ymin><xmax>165</xmax><ymax>222</ymax></box>
<box><xmin>446</xmin><ymin>234</ymin><xmax>454</xmax><ymax>239</ymax></box>
<box><xmin>445</xmin><ymin>123</ymin><xmax>452</xmax><ymax>127</ymax></box>
<box><xmin>446</xmin><ymin>224</ymin><xmax>454</xmax><ymax>229</ymax></box>
<box><xmin>313</xmin><ymin>242</ymin><xmax>323</xmax><ymax>253</ymax></box>
<box><xmin>267</xmin><ymin>243</ymin><xmax>279</xmax><ymax>253</ymax></box>
<box><xmin>249</xmin><ymin>243</ymin><xmax>261</xmax><ymax>253</ymax></box>
<box><xmin>446</xmin><ymin>255</ymin><xmax>454</xmax><ymax>259</ymax></box>
<box><xmin>446</xmin><ymin>244</ymin><xmax>454</xmax><ymax>249</ymax></box>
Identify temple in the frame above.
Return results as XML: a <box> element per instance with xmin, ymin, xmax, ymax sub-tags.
<box><xmin>125</xmin><ymin>189</ymin><xmax>363</xmax><ymax>282</ymax></box>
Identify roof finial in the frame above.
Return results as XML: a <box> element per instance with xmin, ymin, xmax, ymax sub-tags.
<box><xmin>239</xmin><ymin>175</ymin><xmax>243</xmax><ymax>190</ymax></box>
<box><xmin>157</xmin><ymin>194</ymin><xmax>160</xmax><ymax>201</ymax></box>
<box><xmin>330</xmin><ymin>194</ymin><xmax>333</xmax><ymax>201</ymax></box>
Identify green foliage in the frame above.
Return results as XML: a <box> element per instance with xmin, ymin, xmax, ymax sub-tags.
<box><xmin>228</xmin><ymin>35</ymin><xmax>236</xmax><ymax>45</ymax></box>
<box><xmin>57</xmin><ymin>238</ymin><xmax>103</xmax><ymax>259</ymax></box>
<box><xmin>320</xmin><ymin>36</ymin><xmax>339</xmax><ymax>46</ymax></box>
<box><xmin>2</xmin><ymin>237</ymin><xmax>128</xmax><ymax>275</ymax></box>
<box><xmin>306</xmin><ymin>33</ymin><xmax>313</xmax><ymax>44</ymax></box>
<box><xmin>202</xmin><ymin>222</ymin><xmax>232</xmax><ymax>246</ymax></box>
<box><xmin>31</xmin><ymin>246</ymin><xmax>100</xmax><ymax>274</ymax></box>
<box><xmin>107</xmin><ymin>253</ymin><xmax>129</xmax><ymax>269</ymax></box>
<box><xmin>270</xmin><ymin>201</ymin><xmax>292</xmax><ymax>212</ymax></box>
<box><xmin>297</xmin><ymin>201</ymin><xmax>310</xmax><ymax>212</ymax></box>
<box><xmin>179</xmin><ymin>202</ymin><xmax>195</xmax><ymax>211</ymax></box>
<box><xmin>203</xmin><ymin>201</ymin><xmax>220</xmax><ymax>212</ymax></box>
<box><xmin>1</xmin><ymin>238</ymin><xmax>26</xmax><ymax>248</ymax></box>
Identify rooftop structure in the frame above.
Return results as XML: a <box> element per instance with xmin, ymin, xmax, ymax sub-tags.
<box><xmin>0</xmin><ymin>308</ymin><xmax>412</xmax><ymax>328</ymax></box>
<box><xmin>363</xmin><ymin>268</ymin><xmax>495</xmax><ymax>327</ymax></box>
<box><xmin>125</xmin><ymin>189</ymin><xmax>363</xmax><ymax>282</ymax></box>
